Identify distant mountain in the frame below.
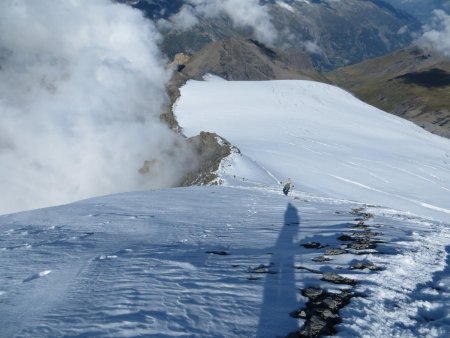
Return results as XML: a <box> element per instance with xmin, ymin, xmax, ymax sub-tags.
<box><xmin>126</xmin><ymin>0</ymin><xmax>421</xmax><ymax>70</ymax></box>
<box><xmin>265</xmin><ymin>0</ymin><xmax>421</xmax><ymax>69</ymax></box>
<box><xmin>383</xmin><ymin>0</ymin><xmax>450</xmax><ymax>23</ymax></box>
<box><xmin>328</xmin><ymin>47</ymin><xmax>450</xmax><ymax>137</ymax></box>
<box><xmin>173</xmin><ymin>37</ymin><xmax>326</xmax><ymax>82</ymax></box>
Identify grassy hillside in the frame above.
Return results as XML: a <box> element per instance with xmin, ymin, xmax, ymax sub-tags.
<box><xmin>328</xmin><ymin>47</ymin><xmax>450</xmax><ymax>137</ymax></box>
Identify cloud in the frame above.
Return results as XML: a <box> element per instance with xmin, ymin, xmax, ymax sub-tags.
<box><xmin>171</xmin><ymin>5</ymin><xmax>199</xmax><ymax>30</ymax></box>
<box><xmin>168</xmin><ymin>0</ymin><xmax>278</xmax><ymax>45</ymax></box>
<box><xmin>0</xmin><ymin>0</ymin><xmax>195</xmax><ymax>214</ymax></box>
<box><xmin>303</xmin><ymin>40</ymin><xmax>323</xmax><ymax>54</ymax></box>
<box><xmin>417</xmin><ymin>9</ymin><xmax>450</xmax><ymax>57</ymax></box>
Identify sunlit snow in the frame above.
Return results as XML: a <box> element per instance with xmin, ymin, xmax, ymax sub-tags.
<box><xmin>1</xmin><ymin>79</ymin><xmax>449</xmax><ymax>337</ymax></box>
<box><xmin>175</xmin><ymin>77</ymin><xmax>450</xmax><ymax>223</ymax></box>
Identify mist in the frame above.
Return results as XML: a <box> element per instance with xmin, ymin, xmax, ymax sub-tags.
<box><xmin>162</xmin><ymin>0</ymin><xmax>278</xmax><ymax>45</ymax></box>
<box><xmin>0</xmin><ymin>0</ymin><xmax>195</xmax><ymax>214</ymax></box>
<box><xmin>418</xmin><ymin>9</ymin><xmax>450</xmax><ymax>56</ymax></box>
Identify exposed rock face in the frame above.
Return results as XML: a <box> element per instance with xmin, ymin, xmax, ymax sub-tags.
<box><xmin>180</xmin><ymin>132</ymin><xmax>236</xmax><ymax>186</ymax></box>
<box><xmin>178</xmin><ymin>38</ymin><xmax>326</xmax><ymax>82</ymax></box>
<box><xmin>328</xmin><ymin>47</ymin><xmax>450</xmax><ymax>138</ymax></box>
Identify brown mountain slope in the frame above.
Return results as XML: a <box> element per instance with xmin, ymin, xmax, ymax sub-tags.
<box><xmin>328</xmin><ymin>47</ymin><xmax>450</xmax><ymax>138</ymax></box>
<box><xmin>175</xmin><ymin>37</ymin><xmax>327</xmax><ymax>82</ymax></box>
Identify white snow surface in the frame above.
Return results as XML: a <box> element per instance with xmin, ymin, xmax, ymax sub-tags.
<box><xmin>1</xmin><ymin>78</ymin><xmax>450</xmax><ymax>337</ymax></box>
<box><xmin>175</xmin><ymin>78</ymin><xmax>450</xmax><ymax>223</ymax></box>
<box><xmin>1</xmin><ymin>187</ymin><xmax>449</xmax><ymax>337</ymax></box>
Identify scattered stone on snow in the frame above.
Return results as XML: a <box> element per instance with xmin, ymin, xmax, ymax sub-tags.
<box><xmin>352</xmin><ymin>221</ymin><xmax>368</xmax><ymax>228</ymax></box>
<box><xmin>206</xmin><ymin>250</ymin><xmax>230</xmax><ymax>256</ymax></box>
<box><xmin>351</xmin><ymin>230</ymin><xmax>381</xmax><ymax>238</ymax></box>
<box><xmin>325</xmin><ymin>248</ymin><xmax>347</xmax><ymax>256</ymax></box>
<box><xmin>302</xmin><ymin>242</ymin><xmax>327</xmax><ymax>249</ymax></box>
<box><xmin>289</xmin><ymin>207</ymin><xmax>386</xmax><ymax>337</ymax></box>
<box><xmin>347</xmin><ymin>241</ymin><xmax>377</xmax><ymax>250</ymax></box>
<box><xmin>350</xmin><ymin>261</ymin><xmax>383</xmax><ymax>271</ymax></box>
<box><xmin>290</xmin><ymin>288</ymin><xmax>354</xmax><ymax>337</ymax></box>
<box><xmin>247</xmin><ymin>263</ymin><xmax>273</xmax><ymax>274</ymax></box>
<box><xmin>312</xmin><ymin>256</ymin><xmax>332</xmax><ymax>262</ymax></box>
<box><xmin>337</xmin><ymin>234</ymin><xmax>354</xmax><ymax>241</ymax></box>
<box><xmin>350</xmin><ymin>207</ymin><xmax>365</xmax><ymax>215</ymax></box>
<box><xmin>321</xmin><ymin>272</ymin><xmax>357</xmax><ymax>285</ymax></box>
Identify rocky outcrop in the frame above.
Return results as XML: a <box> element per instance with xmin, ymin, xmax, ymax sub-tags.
<box><xmin>180</xmin><ymin>132</ymin><xmax>236</xmax><ymax>186</ymax></box>
<box><xmin>290</xmin><ymin>206</ymin><xmax>386</xmax><ymax>337</ymax></box>
<box><xmin>290</xmin><ymin>288</ymin><xmax>354</xmax><ymax>337</ymax></box>
<box><xmin>174</xmin><ymin>38</ymin><xmax>326</xmax><ymax>82</ymax></box>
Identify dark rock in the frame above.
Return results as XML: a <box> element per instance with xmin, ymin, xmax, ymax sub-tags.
<box><xmin>301</xmin><ymin>287</ymin><xmax>324</xmax><ymax>300</ymax></box>
<box><xmin>181</xmin><ymin>132</ymin><xmax>235</xmax><ymax>186</ymax></box>
<box><xmin>337</xmin><ymin>234</ymin><xmax>354</xmax><ymax>241</ymax></box>
<box><xmin>350</xmin><ymin>207</ymin><xmax>365</xmax><ymax>215</ymax></box>
<box><xmin>351</xmin><ymin>230</ymin><xmax>381</xmax><ymax>238</ymax></box>
<box><xmin>321</xmin><ymin>297</ymin><xmax>341</xmax><ymax>312</ymax></box>
<box><xmin>347</xmin><ymin>242</ymin><xmax>377</xmax><ymax>250</ymax></box>
<box><xmin>302</xmin><ymin>242</ymin><xmax>326</xmax><ymax>249</ymax></box>
<box><xmin>352</xmin><ymin>223</ymin><xmax>368</xmax><ymax>229</ymax></box>
<box><xmin>350</xmin><ymin>261</ymin><xmax>382</xmax><ymax>271</ymax></box>
<box><xmin>290</xmin><ymin>309</ymin><xmax>308</xmax><ymax>319</ymax></box>
<box><xmin>314</xmin><ymin>307</ymin><xmax>340</xmax><ymax>323</ymax></box>
<box><xmin>358</xmin><ymin>212</ymin><xmax>374</xmax><ymax>220</ymax></box>
<box><xmin>298</xmin><ymin>315</ymin><xmax>331</xmax><ymax>337</ymax></box>
<box><xmin>247</xmin><ymin>264</ymin><xmax>272</xmax><ymax>274</ymax></box>
<box><xmin>321</xmin><ymin>272</ymin><xmax>357</xmax><ymax>285</ymax></box>
<box><xmin>247</xmin><ymin>275</ymin><xmax>261</xmax><ymax>281</ymax></box>
<box><xmin>325</xmin><ymin>248</ymin><xmax>347</xmax><ymax>256</ymax></box>
<box><xmin>206</xmin><ymin>250</ymin><xmax>230</xmax><ymax>256</ymax></box>
<box><xmin>312</xmin><ymin>256</ymin><xmax>331</xmax><ymax>262</ymax></box>
<box><xmin>293</xmin><ymin>288</ymin><xmax>354</xmax><ymax>338</ymax></box>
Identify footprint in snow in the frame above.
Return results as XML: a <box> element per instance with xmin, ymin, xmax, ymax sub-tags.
<box><xmin>22</xmin><ymin>270</ymin><xmax>52</xmax><ymax>283</ymax></box>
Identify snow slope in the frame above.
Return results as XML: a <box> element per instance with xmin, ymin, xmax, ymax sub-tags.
<box><xmin>0</xmin><ymin>187</ymin><xmax>449</xmax><ymax>337</ymax></box>
<box><xmin>1</xmin><ymin>78</ymin><xmax>450</xmax><ymax>337</ymax></box>
<box><xmin>175</xmin><ymin>77</ymin><xmax>450</xmax><ymax>223</ymax></box>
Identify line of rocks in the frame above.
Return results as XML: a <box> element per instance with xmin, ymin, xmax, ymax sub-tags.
<box><xmin>289</xmin><ymin>207</ymin><xmax>384</xmax><ymax>337</ymax></box>
<box><xmin>289</xmin><ymin>288</ymin><xmax>354</xmax><ymax>337</ymax></box>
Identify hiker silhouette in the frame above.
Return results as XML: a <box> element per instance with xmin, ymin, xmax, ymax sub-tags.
<box><xmin>283</xmin><ymin>178</ymin><xmax>293</xmax><ymax>196</ymax></box>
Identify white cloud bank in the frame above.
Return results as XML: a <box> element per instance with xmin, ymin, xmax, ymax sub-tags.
<box><xmin>163</xmin><ymin>0</ymin><xmax>278</xmax><ymax>45</ymax></box>
<box><xmin>418</xmin><ymin>9</ymin><xmax>450</xmax><ymax>56</ymax></box>
<box><xmin>0</xmin><ymin>0</ymin><xmax>195</xmax><ymax>214</ymax></box>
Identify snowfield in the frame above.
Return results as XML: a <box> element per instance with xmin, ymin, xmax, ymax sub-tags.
<box><xmin>1</xmin><ymin>187</ymin><xmax>449</xmax><ymax>337</ymax></box>
<box><xmin>175</xmin><ymin>77</ymin><xmax>450</xmax><ymax>223</ymax></box>
<box><xmin>1</xmin><ymin>78</ymin><xmax>449</xmax><ymax>337</ymax></box>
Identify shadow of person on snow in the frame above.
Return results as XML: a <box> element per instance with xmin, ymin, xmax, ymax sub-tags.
<box><xmin>256</xmin><ymin>202</ymin><xmax>301</xmax><ymax>337</ymax></box>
